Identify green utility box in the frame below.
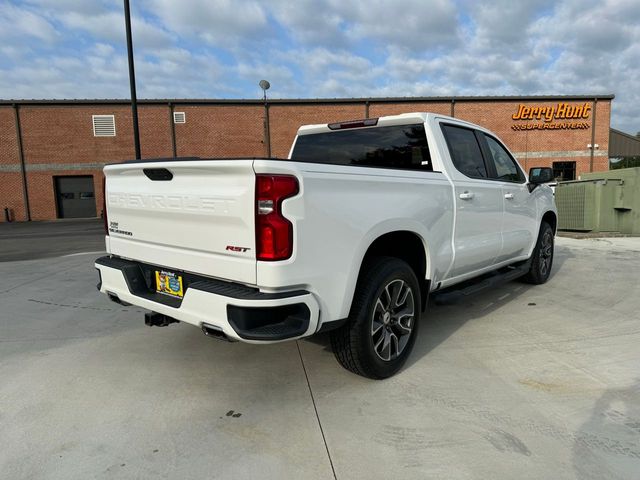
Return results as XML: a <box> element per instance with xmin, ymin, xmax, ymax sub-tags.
<box><xmin>555</xmin><ymin>167</ymin><xmax>640</xmax><ymax>234</ymax></box>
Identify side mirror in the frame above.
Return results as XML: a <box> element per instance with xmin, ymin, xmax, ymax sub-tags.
<box><xmin>529</xmin><ymin>167</ymin><xmax>554</xmax><ymax>185</ymax></box>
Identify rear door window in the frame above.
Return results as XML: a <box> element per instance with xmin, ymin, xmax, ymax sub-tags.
<box><xmin>441</xmin><ymin>124</ymin><xmax>488</xmax><ymax>179</ymax></box>
<box><xmin>290</xmin><ymin>124</ymin><xmax>432</xmax><ymax>171</ymax></box>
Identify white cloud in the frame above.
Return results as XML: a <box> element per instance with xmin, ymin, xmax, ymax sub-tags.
<box><xmin>0</xmin><ymin>2</ymin><xmax>58</xmax><ymax>43</ymax></box>
<box><xmin>144</xmin><ymin>0</ymin><xmax>270</xmax><ymax>45</ymax></box>
<box><xmin>0</xmin><ymin>0</ymin><xmax>639</xmax><ymax>133</ymax></box>
<box><xmin>342</xmin><ymin>0</ymin><xmax>460</xmax><ymax>51</ymax></box>
<box><xmin>25</xmin><ymin>0</ymin><xmax>110</xmax><ymax>15</ymax></box>
<box><xmin>57</xmin><ymin>11</ymin><xmax>171</xmax><ymax>49</ymax></box>
<box><xmin>270</xmin><ymin>0</ymin><xmax>350</xmax><ymax>48</ymax></box>
<box><xmin>271</xmin><ymin>0</ymin><xmax>460</xmax><ymax>51</ymax></box>
<box><xmin>92</xmin><ymin>43</ymin><xmax>115</xmax><ymax>58</ymax></box>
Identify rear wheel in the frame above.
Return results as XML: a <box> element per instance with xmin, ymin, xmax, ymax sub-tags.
<box><xmin>330</xmin><ymin>257</ymin><xmax>420</xmax><ymax>379</ymax></box>
<box><xmin>522</xmin><ymin>221</ymin><xmax>554</xmax><ymax>284</ymax></box>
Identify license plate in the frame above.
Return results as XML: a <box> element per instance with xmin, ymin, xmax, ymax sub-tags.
<box><xmin>155</xmin><ymin>270</ymin><xmax>184</xmax><ymax>298</ymax></box>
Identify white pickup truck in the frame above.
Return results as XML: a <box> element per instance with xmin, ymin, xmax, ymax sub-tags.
<box><xmin>96</xmin><ymin>112</ymin><xmax>556</xmax><ymax>379</ymax></box>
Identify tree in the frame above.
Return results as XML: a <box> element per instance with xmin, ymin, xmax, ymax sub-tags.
<box><xmin>610</xmin><ymin>156</ymin><xmax>640</xmax><ymax>170</ymax></box>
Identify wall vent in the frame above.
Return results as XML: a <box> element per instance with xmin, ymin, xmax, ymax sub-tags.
<box><xmin>92</xmin><ymin>115</ymin><xmax>116</xmax><ymax>137</ymax></box>
<box><xmin>173</xmin><ymin>111</ymin><xmax>186</xmax><ymax>124</ymax></box>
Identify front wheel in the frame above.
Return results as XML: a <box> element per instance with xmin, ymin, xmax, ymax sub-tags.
<box><xmin>522</xmin><ymin>221</ymin><xmax>554</xmax><ymax>284</ymax></box>
<box><xmin>330</xmin><ymin>257</ymin><xmax>421</xmax><ymax>379</ymax></box>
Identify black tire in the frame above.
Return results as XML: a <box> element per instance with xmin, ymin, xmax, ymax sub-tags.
<box><xmin>522</xmin><ymin>221</ymin><xmax>554</xmax><ymax>284</ymax></box>
<box><xmin>330</xmin><ymin>257</ymin><xmax>421</xmax><ymax>379</ymax></box>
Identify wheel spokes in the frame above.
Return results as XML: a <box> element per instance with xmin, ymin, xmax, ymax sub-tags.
<box><xmin>390</xmin><ymin>281</ymin><xmax>403</xmax><ymax>307</ymax></box>
<box><xmin>371</xmin><ymin>279</ymin><xmax>416</xmax><ymax>362</ymax></box>
<box><xmin>539</xmin><ymin>231</ymin><xmax>553</xmax><ymax>275</ymax></box>
<box><xmin>382</xmin><ymin>285</ymin><xmax>392</xmax><ymax>309</ymax></box>
<box><xmin>396</xmin><ymin>281</ymin><xmax>409</xmax><ymax>307</ymax></box>
<box><xmin>374</xmin><ymin>329</ymin><xmax>392</xmax><ymax>361</ymax></box>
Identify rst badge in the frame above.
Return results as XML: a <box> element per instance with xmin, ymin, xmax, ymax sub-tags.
<box><xmin>226</xmin><ymin>245</ymin><xmax>250</xmax><ymax>253</ymax></box>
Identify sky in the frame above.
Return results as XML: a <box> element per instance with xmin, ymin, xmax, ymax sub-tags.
<box><xmin>0</xmin><ymin>0</ymin><xmax>639</xmax><ymax>134</ymax></box>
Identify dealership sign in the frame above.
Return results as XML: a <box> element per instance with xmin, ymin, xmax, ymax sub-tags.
<box><xmin>511</xmin><ymin>102</ymin><xmax>591</xmax><ymax>130</ymax></box>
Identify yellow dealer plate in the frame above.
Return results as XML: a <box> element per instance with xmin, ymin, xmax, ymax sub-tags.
<box><xmin>155</xmin><ymin>270</ymin><xmax>184</xmax><ymax>298</ymax></box>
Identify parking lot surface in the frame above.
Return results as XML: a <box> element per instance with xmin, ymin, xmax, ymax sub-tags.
<box><xmin>0</xmin><ymin>219</ymin><xmax>104</xmax><ymax>262</ymax></box>
<box><xmin>1</xmin><ymin>235</ymin><xmax>639</xmax><ymax>479</ymax></box>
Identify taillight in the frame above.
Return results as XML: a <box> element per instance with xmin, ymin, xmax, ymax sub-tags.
<box><xmin>102</xmin><ymin>176</ymin><xmax>108</xmax><ymax>235</ymax></box>
<box><xmin>255</xmin><ymin>174</ymin><xmax>299</xmax><ymax>261</ymax></box>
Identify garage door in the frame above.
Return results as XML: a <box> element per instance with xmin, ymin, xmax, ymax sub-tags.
<box><xmin>55</xmin><ymin>176</ymin><xmax>97</xmax><ymax>219</ymax></box>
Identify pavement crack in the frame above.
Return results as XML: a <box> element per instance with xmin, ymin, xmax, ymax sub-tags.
<box><xmin>27</xmin><ymin>298</ymin><xmax>119</xmax><ymax>312</ymax></box>
<box><xmin>296</xmin><ymin>341</ymin><xmax>338</xmax><ymax>480</ymax></box>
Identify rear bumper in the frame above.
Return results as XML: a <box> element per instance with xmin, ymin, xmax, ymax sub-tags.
<box><xmin>95</xmin><ymin>255</ymin><xmax>320</xmax><ymax>343</ymax></box>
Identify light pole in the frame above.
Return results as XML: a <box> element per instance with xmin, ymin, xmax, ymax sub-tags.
<box><xmin>123</xmin><ymin>0</ymin><xmax>141</xmax><ymax>159</ymax></box>
<box><xmin>259</xmin><ymin>80</ymin><xmax>271</xmax><ymax>157</ymax></box>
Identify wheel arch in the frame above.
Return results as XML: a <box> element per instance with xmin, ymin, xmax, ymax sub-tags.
<box><xmin>356</xmin><ymin>230</ymin><xmax>430</xmax><ymax>312</ymax></box>
<box><xmin>542</xmin><ymin>210</ymin><xmax>557</xmax><ymax>234</ymax></box>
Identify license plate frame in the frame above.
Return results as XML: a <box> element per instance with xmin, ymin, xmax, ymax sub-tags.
<box><xmin>155</xmin><ymin>269</ymin><xmax>184</xmax><ymax>299</ymax></box>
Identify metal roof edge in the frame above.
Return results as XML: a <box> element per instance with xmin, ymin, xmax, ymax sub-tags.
<box><xmin>610</xmin><ymin>128</ymin><xmax>640</xmax><ymax>142</ymax></box>
<box><xmin>0</xmin><ymin>94</ymin><xmax>616</xmax><ymax>107</ymax></box>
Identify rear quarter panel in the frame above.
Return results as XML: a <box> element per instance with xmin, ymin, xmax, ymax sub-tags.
<box><xmin>253</xmin><ymin>159</ymin><xmax>454</xmax><ymax>324</ymax></box>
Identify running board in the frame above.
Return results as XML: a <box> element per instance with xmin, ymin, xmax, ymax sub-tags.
<box><xmin>433</xmin><ymin>261</ymin><xmax>531</xmax><ymax>305</ymax></box>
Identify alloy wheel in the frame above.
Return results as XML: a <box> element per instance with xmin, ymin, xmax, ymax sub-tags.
<box><xmin>371</xmin><ymin>279</ymin><xmax>415</xmax><ymax>362</ymax></box>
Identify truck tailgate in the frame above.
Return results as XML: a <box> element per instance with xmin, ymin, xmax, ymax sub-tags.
<box><xmin>104</xmin><ymin>159</ymin><xmax>256</xmax><ymax>285</ymax></box>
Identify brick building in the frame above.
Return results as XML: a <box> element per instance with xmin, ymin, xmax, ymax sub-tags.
<box><xmin>0</xmin><ymin>94</ymin><xmax>613</xmax><ymax>222</ymax></box>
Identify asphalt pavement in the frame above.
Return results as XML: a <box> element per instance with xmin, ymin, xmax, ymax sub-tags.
<box><xmin>0</xmin><ymin>218</ymin><xmax>105</xmax><ymax>262</ymax></box>
<box><xmin>1</xmin><ymin>228</ymin><xmax>639</xmax><ymax>479</ymax></box>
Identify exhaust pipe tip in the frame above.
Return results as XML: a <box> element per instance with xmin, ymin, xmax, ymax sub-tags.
<box><xmin>107</xmin><ymin>292</ymin><xmax>132</xmax><ymax>307</ymax></box>
<box><xmin>201</xmin><ymin>323</ymin><xmax>235</xmax><ymax>342</ymax></box>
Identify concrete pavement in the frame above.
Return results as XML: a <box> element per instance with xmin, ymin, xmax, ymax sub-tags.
<box><xmin>1</xmin><ymin>237</ymin><xmax>639</xmax><ymax>479</ymax></box>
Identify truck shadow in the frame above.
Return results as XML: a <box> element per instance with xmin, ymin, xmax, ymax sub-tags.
<box><xmin>407</xmin><ymin>281</ymin><xmax>534</xmax><ymax>369</ymax></box>
<box><xmin>305</xmin><ymin>242</ymin><xmax>574</xmax><ymax>371</ymax></box>
<box><xmin>405</xmin><ymin>240</ymin><xmax>574</xmax><ymax>368</ymax></box>
<box><xmin>407</xmin><ymin>242</ymin><xmax>574</xmax><ymax>370</ymax></box>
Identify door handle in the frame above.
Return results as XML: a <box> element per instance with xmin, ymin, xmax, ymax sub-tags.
<box><xmin>504</xmin><ymin>193</ymin><xmax>514</xmax><ymax>200</ymax></box>
<box><xmin>459</xmin><ymin>191</ymin><xmax>474</xmax><ymax>200</ymax></box>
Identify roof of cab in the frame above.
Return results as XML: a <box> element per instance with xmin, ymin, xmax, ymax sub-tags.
<box><xmin>296</xmin><ymin>112</ymin><xmax>479</xmax><ymax>135</ymax></box>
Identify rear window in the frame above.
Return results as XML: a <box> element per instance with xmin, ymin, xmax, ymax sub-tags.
<box><xmin>291</xmin><ymin>124</ymin><xmax>432</xmax><ymax>172</ymax></box>
<box><xmin>441</xmin><ymin>124</ymin><xmax>487</xmax><ymax>179</ymax></box>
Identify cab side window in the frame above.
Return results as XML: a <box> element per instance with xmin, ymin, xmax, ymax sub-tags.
<box><xmin>441</xmin><ymin>124</ymin><xmax>487</xmax><ymax>179</ymax></box>
<box><xmin>484</xmin><ymin>135</ymin><xmax>524</xmax><ymax>183</ymax></box>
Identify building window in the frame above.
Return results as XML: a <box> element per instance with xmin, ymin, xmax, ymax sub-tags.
<box><xmin>92</xmin><ymin>115</ymin><xmax>116</xmax><ymax>136</ymax></box>
<box><xmin>173</xmin><ymin>111</ymin><xmax>186</xmax><ymax>124</ymax></box>
<box><xmin>552</xmin><ymin>161</ymin><xmax>576</xmax><ymax>181</ymax></box>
